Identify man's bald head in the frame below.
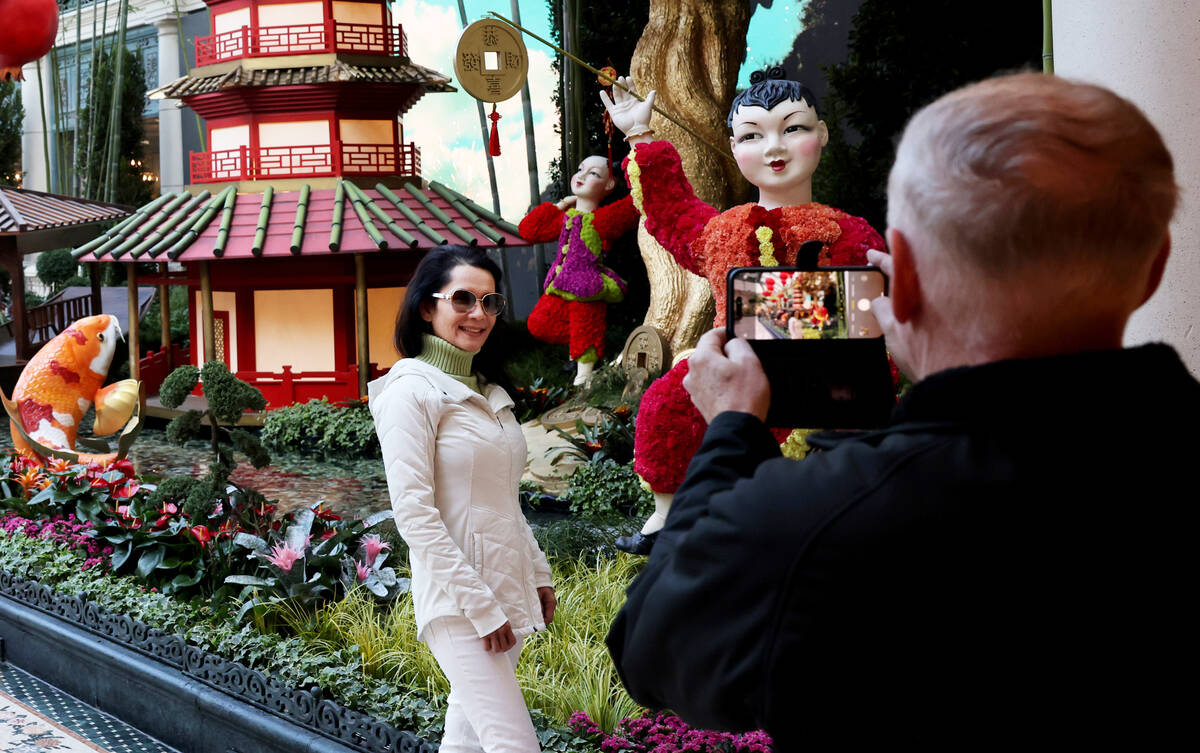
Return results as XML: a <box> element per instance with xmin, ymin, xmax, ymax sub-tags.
<box><xmin>877</xmin><ymin>74</ymin><xmax>1179</xmax><ymax>378</ymax></box>
<box><xmin>888</xmin><ymin>73</ymin><xmax>1177</xmax><ymax>286</ymax></box>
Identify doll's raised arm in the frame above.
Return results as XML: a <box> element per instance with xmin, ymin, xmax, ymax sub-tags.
<box><xmin>623</xmin><ymin>141</ymin><xmax>719</xmax><ymax>277</ymax></box>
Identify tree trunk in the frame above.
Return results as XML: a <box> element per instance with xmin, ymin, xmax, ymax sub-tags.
<box><xmin>629</xmin><ymin>0</ymin><xmax>752</xmax><ymax>354</ymax></box>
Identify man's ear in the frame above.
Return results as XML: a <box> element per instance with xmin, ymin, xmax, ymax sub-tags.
<box><xmin>885</xmin><ymin>227</ymin><xmax>921</xmax><ymax>324</ymax></box>
<box><xmin>816</xmin><ymin>120</ymin><xmax>829</xmax><ymax>148</ymax></box>
<box><xmin>1140</xmin><ymin>232</ymin><xmax>1171</xmax><ymax>306</ymax></box>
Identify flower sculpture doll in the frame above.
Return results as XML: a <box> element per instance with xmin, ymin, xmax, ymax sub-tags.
<box><xmin>519</xmin><ymin>156</ymin><xmax>640</xmax><ymax>385</ymax></box>
<box><xmin>601</xmin><ymin>67</ymin><xmax>884</xmax><ymax>554</ymax></box>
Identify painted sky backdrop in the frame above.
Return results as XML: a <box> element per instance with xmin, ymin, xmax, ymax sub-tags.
<box><xmin>397</xmin><ymin>0</ymin><xmax>805</xmax><ymax>219</ymax></box>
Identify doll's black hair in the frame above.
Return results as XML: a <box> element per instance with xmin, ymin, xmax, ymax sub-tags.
<box><xmin>727</xmin><ymin>66</ymin><xmax>821</xmax><ymax>127</ymax></box>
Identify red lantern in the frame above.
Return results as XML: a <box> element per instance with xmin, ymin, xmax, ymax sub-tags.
<box><xmin>0</xmin><ymin>0</ymin><xmax>60</xmax><ymax>82</ymax></box>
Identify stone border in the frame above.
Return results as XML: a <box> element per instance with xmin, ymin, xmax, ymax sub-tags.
<box><xmin>0</xmin><ymin>569</ymin><xmax>436</xmax><ymax>753</ymax></box>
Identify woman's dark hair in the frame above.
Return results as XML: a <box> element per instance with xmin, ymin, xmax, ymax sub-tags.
<box><xmin>727</xmin><ymin>66</ymin><xmax>820</xmax><ymax>126</ymax></box>
<box><xmin>393</xmin><ymin>245</ymin><xmax>511</xmax><ymax>386</ymax></box>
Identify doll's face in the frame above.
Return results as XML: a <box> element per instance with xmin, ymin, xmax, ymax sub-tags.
<box><xmin>729</xmin><ymin>100</ymin><xmax>828</xmax><ymax>195</ymax></box>
<box><xmin>570</xmin><ymin>156</ymin><xmax>615</xmax><ymax>204</ymax></box>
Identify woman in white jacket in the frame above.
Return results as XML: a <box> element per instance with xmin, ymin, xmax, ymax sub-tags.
<box><xmin>368</xmin><ymin>246</ymin><xmax>555</xmax><ymax>753</ymax></box>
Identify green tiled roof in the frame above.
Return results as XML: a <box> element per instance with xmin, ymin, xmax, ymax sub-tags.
<box><xmin>73</xmin><ymin>181</ymin><xmax>525</xmax><ymax>262</ymax></box>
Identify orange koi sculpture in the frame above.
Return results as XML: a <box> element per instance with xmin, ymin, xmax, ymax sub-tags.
<box><xmin>1</xmin><ymin>315</ymin><xmax>143</xmax><ymax>463</ymax></box>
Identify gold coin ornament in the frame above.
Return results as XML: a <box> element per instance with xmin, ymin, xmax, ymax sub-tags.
<box><xmin>454</xmin><ymin>19</ymin><xmax>529</xmax><ymax>103</ymax></box>
<box><xmin>455</xmin><ymin>19</ymin><xmax>529</xmax><ymax>155</ymax></box>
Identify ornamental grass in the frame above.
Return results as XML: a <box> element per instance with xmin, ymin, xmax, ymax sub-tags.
<box><xmin>276</xmin><ymin>553</ymin><xmax>646</xmax><ymax>730</ymax></box>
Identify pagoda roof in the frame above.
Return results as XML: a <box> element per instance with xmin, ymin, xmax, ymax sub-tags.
<box><xmin>150</xmin><ymin>60</ymin><xmax>454</xmax><ymax>99</ymax></box>
<box><xmin>72</xmin><ymin>181</ymin><xmax>526</xmax><ymax>263</ymax></box>
<box><xmin>0</xmin><ymin>187</ymin><xmax>130</xmax><ymax>235</ymax></box>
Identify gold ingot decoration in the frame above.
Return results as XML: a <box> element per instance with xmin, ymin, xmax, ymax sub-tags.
<box><xmin>454</xmin><ymin>19</ymin><xmax>529</xmax><ymax>103</ymax></box>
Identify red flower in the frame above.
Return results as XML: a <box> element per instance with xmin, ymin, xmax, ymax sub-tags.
<box><xmin>112</xmin><ymin>482</ymin><xmax>140</xmax><ymax>499</ymax></box>
<box><xmin>154</xmin><ymin>515</ymin><xmax>170</xmax><ymax>529</ymax></box>
<box><xmin>90</xmin><ymin>477</ymin><xmax>109</xmax><ymax>489</ymax></box>
<box><xmin>110</xmin><ymin>459</ymin><xmax>136</xmax><ymax>478</ymax></box>
<box><xmin>320</xmin><ymin>530</ymin><xmax>336</xmax><ymax>540</ymax></box>
<box><xmin>190</xmin><ymin>525</ymin><xmax>213</xmax><ymax>545</ymax></box>
<box><xmin>312</xmin><ymin>505</ymin><xmax>342</xmax><ymax>522</ymax></box>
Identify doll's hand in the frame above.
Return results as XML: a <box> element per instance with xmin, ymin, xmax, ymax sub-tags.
<box><xmin>600</xmin><ymin>76</ymin><xmax>656</xmax><ymax>138</ymax></box>
<box><xmin>555</xmin><ymin>195</ymin><xmax>577</xmax><ymax>211</ymax></box>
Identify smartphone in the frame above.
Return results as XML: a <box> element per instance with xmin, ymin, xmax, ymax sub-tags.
<box><xmin>726</xmin><ymin>266</ymin><xmax>894</xmax><ymax>428</ymax></box>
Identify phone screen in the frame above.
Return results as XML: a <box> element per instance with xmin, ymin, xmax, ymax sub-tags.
<box><xmin>729</xmin><ymin>268</ymin><xmax>886</xmax><ymax>340</ymax></box>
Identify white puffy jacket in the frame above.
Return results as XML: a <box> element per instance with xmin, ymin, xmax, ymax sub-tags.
<box><xmin>368</xmin><ymin>358</ymin><xmax>553</xmax><ymax>641</ymax></box>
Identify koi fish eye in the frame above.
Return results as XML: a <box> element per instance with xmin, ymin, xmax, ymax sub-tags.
<box><xmin>98</xmin><ymin>333</ymin><xmax>105</xmax><ymax>342</ymax></box>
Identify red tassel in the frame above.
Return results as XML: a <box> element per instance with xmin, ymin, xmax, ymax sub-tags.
<box><xmin>488</xmin><ymin>104</ymin><xmax>501</xmax><ymax>156</ymax></box>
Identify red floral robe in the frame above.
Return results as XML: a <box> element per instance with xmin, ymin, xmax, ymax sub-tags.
<box><xmin>626</xmin><ymin>141</ymin><xmax>884</xmax><ymax>493</ymax></box>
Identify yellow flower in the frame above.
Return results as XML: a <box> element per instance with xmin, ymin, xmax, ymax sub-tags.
<box><xmin>756</xmin><ymin>225</ymin><xmax>778</xmax><ymax>266</ymax></box>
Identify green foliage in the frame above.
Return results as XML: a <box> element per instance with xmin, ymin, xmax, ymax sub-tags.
<box><xmin>810</xmin><ymin>0</ymin><xmax>1044</xmax><ymax>229</ymax></box>
<box><xmin>75</xmin><ymin>45</ymin><xmax>151</xmax><ymax>205</ymax></box>
<box><xmin>165</xmin><ymin>409</ymin><xmax>203</xmax><ymax>444</ymax></box>
<box><xmin>549</xmin><ymin>407</ymin><xmax>637</xmax><ymax>467</ymax></box>
<box><xmin>35</xmin><ymin>249</ymin><xmax>78</xmax><ymax>293</ymax></box>
<box><xmin>145</xmin><ymin>476</ymin><xmax>199</xmax><ymax>509</ymax></box>
<box><xmin>530</xmin><ymin>517</ymin><xmax>641</xmax><ymax>567</ymax></box>
<box><xmin>230</xmin><ymin>428</ymin><xmax>271</xmax><ymax>469</ymax></box>
<box><xmin>139</xmin><ymin>285</ymin><xmax>190</xmax><ymax>351</ymax></box>
<box><xmin>202</xmin><ymin>361</ymin><xmax>267</xmax><ymax>423</ymax></box>
<box><xmin>520</xmin><ymin>555</ymin><xmax>646</xmax><ymax>729</ymax></box>
<box><xmin>562</xmin><ymin>459</ymin><xmax>652</xmax><ymax>520</ymax></box>
<box><xmin>0</xmin><ymin>78</ymin><xmax>21</xmax><ymax>187</ymax></box>
<box><xmin>261</xmin><ymin>398</ymin><xmax>380</xmax><ymax>458</ymax></box>
<box><xmin>225</xmin><ymin>507</ymin><xmax>400</xmax><ymax>629</ymax></box>
<box><xmin>0</xmin><ymin>529</ymin><xmax>447</xmax><ymax>740</ymax></box>
<box><xmin>159</xmin><ymin>366</ymin><xmax>200</xmax><ymax>410</ymax></box>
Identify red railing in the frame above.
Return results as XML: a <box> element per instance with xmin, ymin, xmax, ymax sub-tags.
<box><xmin>139</xmin><ymin>343</ymin><xmax>191</xmax><ymax>396</ymax></box>
<box><xmin>189</xmin><ymin>142</ymin><xmax>420</xmax><ymax>183</ymax></box>
<box><xmin>238</xmin><ymin>363</ymin><xmax>385</xmax><ymax>408</ymax></box>
<box><xmin>195</xmin><ymin>21</ymin><xmax>407</xmax><ymax>66</ymax></box>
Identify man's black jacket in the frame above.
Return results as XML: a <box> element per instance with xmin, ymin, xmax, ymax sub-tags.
<box><xmin>608</xmin><ymin>344</ymin><xmax>1197</xmax><ymax>748</ymax></box>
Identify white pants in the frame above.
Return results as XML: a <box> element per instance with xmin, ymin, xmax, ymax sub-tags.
<box><xmin>424</xmin><ymin>616</ymin><xmax>540</xmax><ymax>753</ymax></box>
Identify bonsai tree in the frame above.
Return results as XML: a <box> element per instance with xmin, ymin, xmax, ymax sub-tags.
<box><xmin>153</xmin><ymin>361</ymin><xmax>269</xmax><ymax>521</ymax></box>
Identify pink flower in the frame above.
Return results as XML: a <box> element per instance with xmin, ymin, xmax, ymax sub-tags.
<box><xmin>360</xmin><ymin>534</ymin><xmax>391</xmax><ymax>564</ymax></box>
<box><xmin>355</xmin><ymin>560</ymin><xmax>371</xmax><ymax>582</ymax></box>
<box><xmin>265</xmin><ymin>542</ymin><xmax>303</xmax><ymax>572</ymax></box>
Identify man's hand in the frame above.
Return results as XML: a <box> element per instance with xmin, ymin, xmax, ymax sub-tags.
<box><xmin>482</xmin><ymin>621</ymin><xmax>516</xmax><ymax>654</ymax></box>
<box><xmin>683</xmin><ymin>328</ymin><xmax>770</xmax><ymax>424</ymax></box>
<box><xmin>538</xmin><ymin>586</ymin><xmax>557</xmax><ymax>625</ymax></box>
<box><xmin>867</xmin><ymin>248</ymin><xmax>917</xmax><ymax>381</ymax></box>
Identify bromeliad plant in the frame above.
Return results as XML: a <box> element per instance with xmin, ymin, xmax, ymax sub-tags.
<box><xmin>548</xmin><ymin>405</ymin><xmax>637</xmax><ymax>466</ymax></box>
<box><xmin>225</xmin><ymin>506</ymin><xmax>400</xmax><ymax>628</ymax></box>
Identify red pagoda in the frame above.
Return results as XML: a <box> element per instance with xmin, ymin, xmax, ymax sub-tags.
<box><xmin>73</xmin><ymin>0</ymin><xmax>524</xmax><ymax>409</ymax></box>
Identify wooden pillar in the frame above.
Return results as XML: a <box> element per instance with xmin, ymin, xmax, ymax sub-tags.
<box><xmin>158</xmin><ymin>262</ymin><xmax>171</xmax><ymax>369</ymax></box>
<box><xmin>89</xmin><ymin>263</ymin><xmax>102</xmax><ymax>315</ymax></box>
<box><xmin>199</xmin><ymin>261</ymin><xmax>215</xmax><ymax>366</ymax></box>
<box><xmin>126</xmin><ymin>263</ymin><xmax>140</xmax><ymax>381</ymax></box>
<box><xmin>354</xmin><ymin>253</ymin><xmax>369</xmax><ymax>395</ymax></box>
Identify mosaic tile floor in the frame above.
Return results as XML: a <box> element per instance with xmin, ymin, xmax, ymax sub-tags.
<box><xmin>0</xmin><ymin>663</ymin><xmax>179</xmax><ymax>753</ymax></box>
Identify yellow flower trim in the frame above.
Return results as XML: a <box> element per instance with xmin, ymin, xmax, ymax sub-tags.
<box><xmin>756</xmin><ymin>225</ymin><xmax>778</xmax><ymax>266</ymax></box>
<box><xmin>627</xmin><ymin>154</ymin><xmax>645</xmax><ymax>212</ymax></box>
<box><xmin>779</xmin><ymin>427</ymin><xmax>816</xmax><ymax>460</ymax></box>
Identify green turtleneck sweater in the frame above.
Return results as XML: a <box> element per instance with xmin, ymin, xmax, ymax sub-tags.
<box><xmin>415</xmin><ymin>334</ymin><xmax>481</xmax><ymax>394</ymax></box>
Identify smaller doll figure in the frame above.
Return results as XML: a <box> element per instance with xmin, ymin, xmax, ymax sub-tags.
<box><xmin>519</xmin><ymin>156</ymin><xmax>640</xmax><ymax>385</ymax></box>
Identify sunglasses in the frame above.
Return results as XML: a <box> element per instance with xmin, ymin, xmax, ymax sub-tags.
<box><xmin>431</xmin><ymin>289</ymin><xmax>507</xmax><ymax>316</ymax></box>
